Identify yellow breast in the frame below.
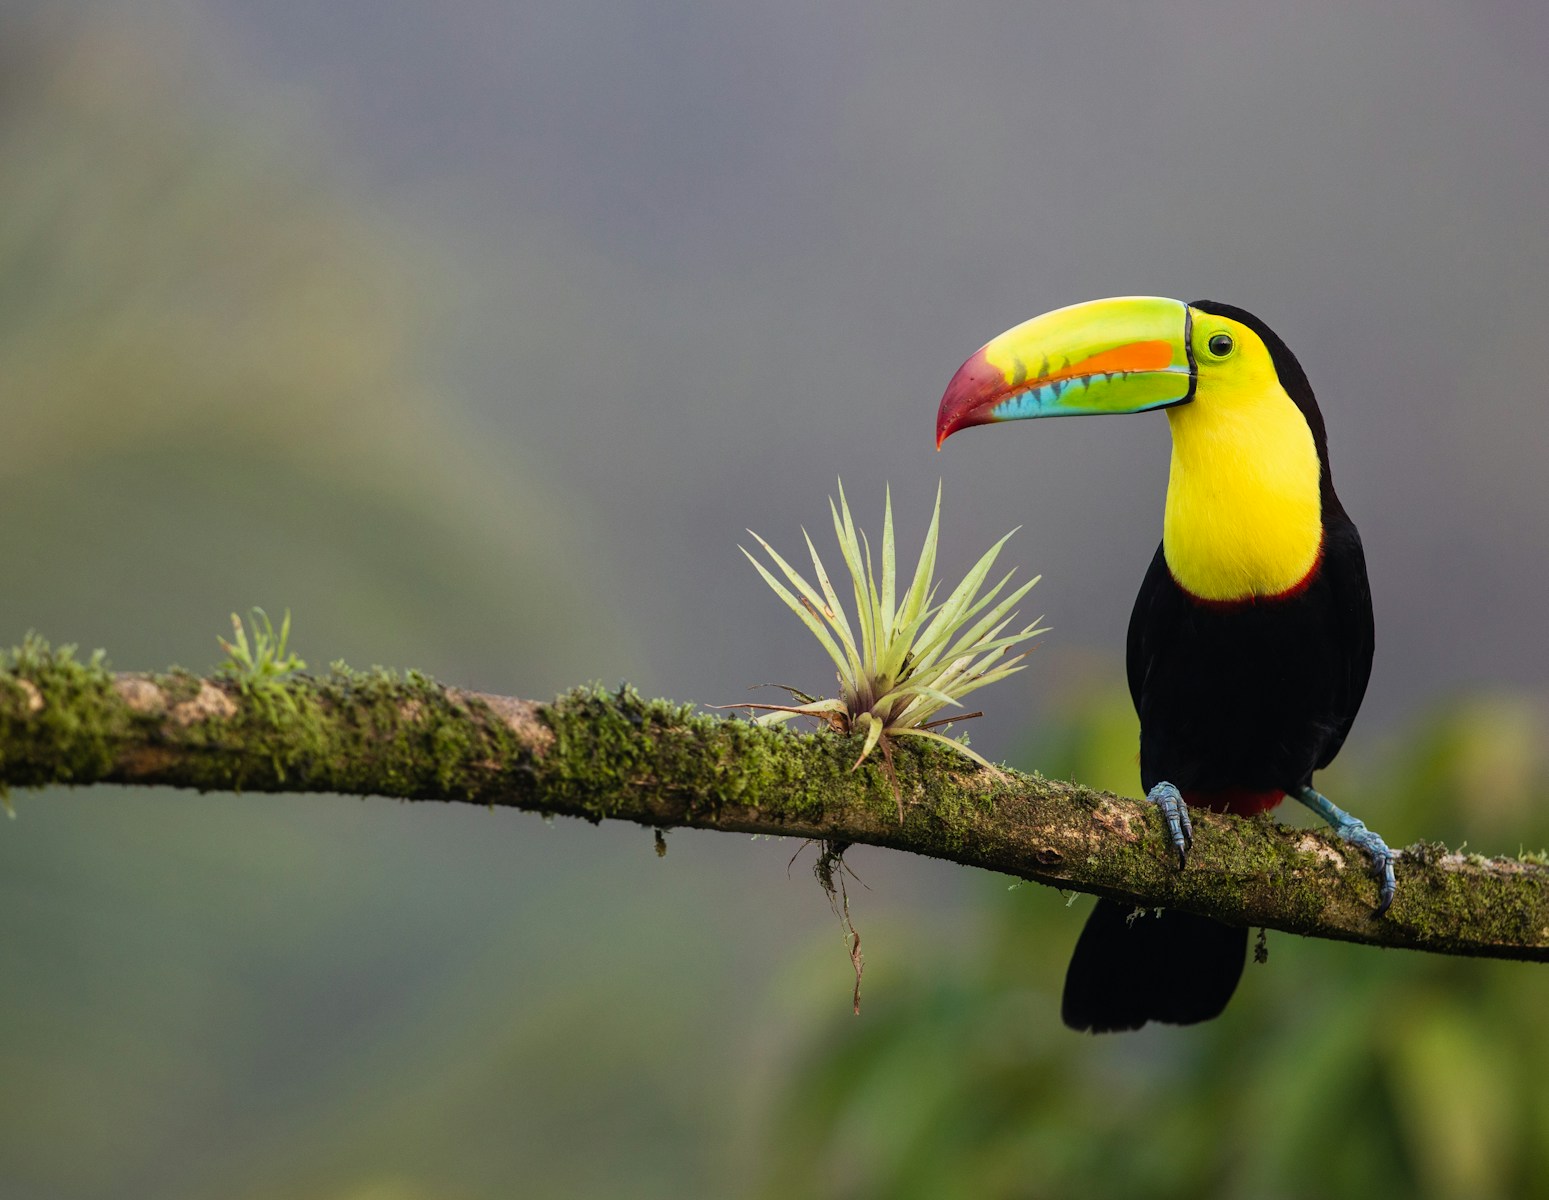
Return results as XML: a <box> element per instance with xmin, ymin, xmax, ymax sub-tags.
<box><xmin>1162</xmin><ymin>381</ymin><xmax>1324</xmax><ymax>602</ymax></box>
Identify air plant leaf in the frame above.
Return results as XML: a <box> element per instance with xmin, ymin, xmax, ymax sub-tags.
<box><xmin>739</xmin><ymin>545</ymin><xmax>850</xmax><ymax>676</ymax></box>
<box><xmin>880</xmin><ymin>485</ymin><xmax>897</xmax><ymax>643</ymax></box>
<box><xmin>852</xmin><ymin>712</ymin><xmax>887</xmax><ymax>771</ymax></box>
<box><xmin>739</xmin><ymin>482</ymin><xmax>1047</xmax><ymax>816</ymax></box>
<box><xmin>801</xmin><ymin>529</ymin><xmax>860</xmax><ymax>676</ymax></box>
<box><xmin>892</xmin><ymin>725</ymin><xmax>1000</xmax><ymax>770</ymax></box>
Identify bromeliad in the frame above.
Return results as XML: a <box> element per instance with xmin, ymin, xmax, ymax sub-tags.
<box><xmin>737</xmin><ymin>482</ymin><xmax>1045</xmax><ymax>815</ymax></box>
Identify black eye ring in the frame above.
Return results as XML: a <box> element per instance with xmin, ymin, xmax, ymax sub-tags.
<box><xmin>1207</xmin><ymin>332</ymin><xmax>1235</xmax><ymax>358</ymax></box>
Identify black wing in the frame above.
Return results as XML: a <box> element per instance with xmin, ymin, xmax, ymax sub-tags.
<box><xmin>1313</xmin><ymin>512</ymin><xmax>1374</xmax><ymax>770</ymax></box>
<box><xmin>1125</xmin><ymin>541</ymin><xmax>1171</xmax><ymax>718</ymax></box>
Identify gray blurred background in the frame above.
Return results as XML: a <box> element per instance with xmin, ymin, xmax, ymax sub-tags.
<box><xmin>3</xmin><ymin>1</ymin><xmax>1548</xmax><ymax>1197</ymax></box>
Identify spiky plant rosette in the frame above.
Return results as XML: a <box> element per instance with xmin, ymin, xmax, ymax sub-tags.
<box><xmin>739</xmin><ymin>482</ymin><xmax>1045</xmax><ymax>796</ymax></box>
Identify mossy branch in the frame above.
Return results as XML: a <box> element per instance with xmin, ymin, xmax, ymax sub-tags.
<box><xmin>2</xmin><ymin>641</ymin><xmax>1546</xmax><ymax>962</ymax></box>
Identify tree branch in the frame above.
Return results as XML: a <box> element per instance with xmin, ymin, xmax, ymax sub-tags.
<box><xmin>2</xmin><ymin>642</ymin><xmax>1545</xmax><ymax>961</ymax></box>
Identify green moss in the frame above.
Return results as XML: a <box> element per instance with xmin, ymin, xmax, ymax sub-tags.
<box><xmin>1406</xmin><ymin>839</ymin><xmax>1454</xmax><ymax>866</ymax></box>
<box><xmin>0</xmin><ymin>635</ymin><xmax>120</xmax><ymax>786</ymax></box>
<box><xmin>156</xmin><ymin>669</ymin><xmax>206</xmax><ymax>705</ymax></box>
<box><xmin>541</xmin><ymin>686</ymin><xmax>805</xmax><ymax>821</ymax></box>
<box><xmin>299</xmin><ymin>665</ymin><xmax>522</xmax><ymax>803</ymax></box>
<box><xmin>906</xmin><ymin>741</ymin><xmax>1000</xmax><ymax>851</ymax></box>
<box><xmin>0</xmin><ymin>644</ymin><xmax>535</xmax><ymax>803</ymax></box>
<box><xmin>535</xmin><ymin>685</ymin><xmax>911</xmax><ymax>829</ymax></box>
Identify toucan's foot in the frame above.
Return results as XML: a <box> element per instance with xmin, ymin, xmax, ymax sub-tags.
<box><xmin>1294</xmin><ymin>785</ymin><xmax>1397</xmax><ymax>915</ymax></box>
<box><xmin>1146</xmin><ymin>781</ymin><xmax>1193</xmax><ymax>869</ymax></box>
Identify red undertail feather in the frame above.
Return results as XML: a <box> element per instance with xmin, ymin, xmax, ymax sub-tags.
<box><xmin>1184</xmin><ymin>788</ymin><xmax>1285</xmax><ymax>817</ymax></box>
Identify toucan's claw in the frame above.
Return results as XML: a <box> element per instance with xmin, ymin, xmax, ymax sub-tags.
<box><xmin>1295</xmin><ymin>785</ymin><xmax>1397</xmax><ymax>916</ymax></box>
<box><xmin>1347</xmin><ymin>827</ymin><xmax>1397</xmax><ymax>915</ymax></box>
<box><xmin>1146</xmin><ymin>781</ymin><xmax>1193</xmax><ymax>869</ymax></box>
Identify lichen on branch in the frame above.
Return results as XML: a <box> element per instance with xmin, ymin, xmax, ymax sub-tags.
<box><xmin>1</xmin><ymin>636</ymin><xmax>1546</xmax><ymax>963</ymax></box>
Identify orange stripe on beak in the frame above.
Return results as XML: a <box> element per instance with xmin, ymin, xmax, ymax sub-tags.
<box><xmin>1037</xmin><ymin>339</ymin><xmax>1175</xmax><ymax>388</ymax></box>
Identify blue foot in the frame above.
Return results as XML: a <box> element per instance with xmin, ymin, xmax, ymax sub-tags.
<box><xmin>1147</xmin><ymin>781</ymin><xmax>1193</xmax><ymax>869</ymax></box>
<box><xmin>1294</xmin><ymin>785</ymin><xmax>1397</xmax><ymax>915</ymax></box>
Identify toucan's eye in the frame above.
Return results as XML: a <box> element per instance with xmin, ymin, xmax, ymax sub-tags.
<box><xmin>1207</xmin><ymin>332</ymin><xmax>1235</xmax><ymax>358</ymax></box>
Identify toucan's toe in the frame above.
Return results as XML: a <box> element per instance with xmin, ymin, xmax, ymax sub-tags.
<box><xmin>1146</xmin><ymin>781</ymin><xmax>1193</xmax><ymax>869</ymax></box>
<box><xmin>1294</xmin><ymin>785</ymin><xmax>1396</xmax><ymax>916</ymax></box>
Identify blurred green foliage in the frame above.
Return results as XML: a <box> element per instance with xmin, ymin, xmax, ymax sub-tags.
<box><xmin>756</xmin><ymin>687</ymin><xmax>1549</xmax><ymax>1200</ymax></box>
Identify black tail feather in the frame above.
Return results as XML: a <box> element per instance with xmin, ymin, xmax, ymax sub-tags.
<box><xmin>1061</xmin><ymin>899</ymin><xmax>1247</xmax><ymax>1033</ymax></box>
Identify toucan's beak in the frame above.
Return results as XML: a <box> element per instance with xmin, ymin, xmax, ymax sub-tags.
<box><xmin>936</xmin><ymin>296</ymin><xmax>1196</xmax><ymax>448</ymax></box>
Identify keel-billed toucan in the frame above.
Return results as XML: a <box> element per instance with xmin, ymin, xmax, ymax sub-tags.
<box><xmin>936</xmin><ymin>297</ymin><xmax>1396</xmax><ymax>1033</ymax></box>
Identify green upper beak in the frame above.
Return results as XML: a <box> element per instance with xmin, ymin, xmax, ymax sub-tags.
<box><xmin>936</xmin><ymin>296</ymin><xmax>1197</xmax><ymax>447</ymax></box>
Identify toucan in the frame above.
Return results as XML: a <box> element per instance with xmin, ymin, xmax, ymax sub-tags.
<box><xmin>935</xmin><ymin>296</ymin><xmax>1395</xmax><ymax>1033</ymax></box>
